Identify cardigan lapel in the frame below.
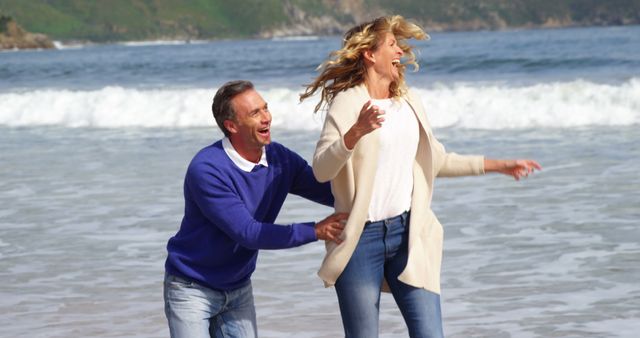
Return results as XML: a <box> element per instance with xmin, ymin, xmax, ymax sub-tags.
<box><xmin>344</xmin><ymin>84</ymin><xmax>380</xmax><ymax>241</ymax></box>
<box><xmin>403</xmin><ymin>91</ymin><xmax>436</xmax><ymax>203</ymax></box>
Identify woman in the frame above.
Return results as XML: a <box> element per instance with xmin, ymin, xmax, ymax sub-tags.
<box><xmin>300</xmin><ymin>16</ymin><xmax>541</xmax><ymax>338</ymax></box>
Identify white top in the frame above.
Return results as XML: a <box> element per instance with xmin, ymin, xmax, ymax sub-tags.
<box><xmin>222</xmin><ymin>137</ymin><xmax>269</xmax><ymax>172</ymax></box>
<box><xmin>367</xmin><ymin>98</ymin><xmax>419</xmax><ymax>222</ymax></box>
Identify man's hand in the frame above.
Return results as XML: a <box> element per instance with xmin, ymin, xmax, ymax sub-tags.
<box><xmin>315</xmin><ymin>213</ymin><xmax>348</xmax><ymax>244</ymax></box>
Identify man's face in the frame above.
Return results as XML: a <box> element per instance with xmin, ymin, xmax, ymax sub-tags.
<box><xmin>225</xmin><ymin>89</ymin><xmax>272</xmax><ymax>153</ymax></box>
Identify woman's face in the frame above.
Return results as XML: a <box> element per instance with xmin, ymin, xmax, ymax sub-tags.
<box><xmin>369</xmin><ymin>32</ymin><xmax>404</xmax><ymax>82</ymax></box>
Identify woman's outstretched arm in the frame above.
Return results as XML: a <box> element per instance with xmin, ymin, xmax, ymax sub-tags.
<box><xmin>484</xmin><ymin>159</ymin><xmax>542</xmax><ymax>180</ymax></box>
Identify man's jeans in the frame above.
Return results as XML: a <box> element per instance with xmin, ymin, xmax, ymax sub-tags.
<box><xmin>164</xmin><ymin>274</ymin><xmax>257</xmax><ymax>338</ymax></box>
<box><xmin>334</xmin><ymin>211</ymin><xmax>444</xmax><ymax>338</ymax></box>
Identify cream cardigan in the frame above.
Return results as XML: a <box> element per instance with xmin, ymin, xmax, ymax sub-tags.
<box><xmin>313</xmin><ymin>84</ymin><xmax>485</xmax><ymax>294</ymax></box>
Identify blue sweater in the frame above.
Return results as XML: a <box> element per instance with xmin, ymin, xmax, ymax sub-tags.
<box><xmin>165</xmin><ymin>140</ymin><xmax>333</xmax><ymax>291</ymax></box>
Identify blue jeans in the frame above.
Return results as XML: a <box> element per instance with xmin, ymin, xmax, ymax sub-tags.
<box><xmin>334</xmin><ymin>211</ymin><xmax>444</xmax><ymax>338</ymax></box>
<box><xmin>164</xmin><ymin>274</ymin><xmax>257</xmax><ymax>338</ymax></box>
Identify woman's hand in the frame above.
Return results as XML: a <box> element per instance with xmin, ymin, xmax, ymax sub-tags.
<box><xmin>343</xmin><ymin>100</ymin><xmax>385</xmax><ymax>150</ymax></box>
<box><xmin>484</xmin><ymin>159</ymin><xmax>542</xmax><ymax>180</ymax></box>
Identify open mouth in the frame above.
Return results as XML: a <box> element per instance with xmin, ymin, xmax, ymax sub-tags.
<box><xmin>257</xmin><ymin>127</ymin><xmax>270</xmax><ymax>137</ymax></box>
<box><xmin>392</xmin><ymin>59</ymin><xmax>400</xmax><ymax>66</ymax></box>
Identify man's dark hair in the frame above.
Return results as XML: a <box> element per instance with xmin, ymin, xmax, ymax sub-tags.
<box><xmin>212</xmin><ymin>80</ymin><xmax>255</xmax><ymax>137</ymax></box>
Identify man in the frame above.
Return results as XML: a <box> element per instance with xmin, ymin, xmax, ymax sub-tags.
<box><xmin>164</xmin><ymin>80</ymin><xmax>346</xmax><ymax>338</ymax></box>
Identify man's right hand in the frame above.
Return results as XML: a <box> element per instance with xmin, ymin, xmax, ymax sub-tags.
<box><xmin>315</xmin><ymin>213</ymin><xmax>348</xmax><ymax>244</ymax></box>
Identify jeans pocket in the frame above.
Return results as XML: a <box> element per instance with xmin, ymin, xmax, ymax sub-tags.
<box><xmin>166</xmin><ymin>274</ymin><xmax>195</xmax><ymax>289</ymax></box>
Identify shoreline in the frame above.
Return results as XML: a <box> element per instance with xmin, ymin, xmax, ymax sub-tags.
<box><xmin>29</xmin><ymin>22</ymin><xmax>639</xmax><ymax>50</ymax></box>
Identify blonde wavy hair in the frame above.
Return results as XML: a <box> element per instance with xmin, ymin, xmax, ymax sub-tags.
<box><xmin>300</xmin><ymin>15</ymin><xmax>428</xmax><ymax>113</ymax></box>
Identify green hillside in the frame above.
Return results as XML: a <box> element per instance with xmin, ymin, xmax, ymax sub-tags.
<box><xmin>0</xmin><ymin>0</ymin><xmax>287</xmax><ymax>41</ymax></box>
<box><xmin>0</xmin><ymin>0</ymin><xmax>638</xmax><ymax>42</ymax></box>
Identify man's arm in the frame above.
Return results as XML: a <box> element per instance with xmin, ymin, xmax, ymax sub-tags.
<box><xmin>188</xmin><ymin>163</ymin><xmax>343</xmax><ymax>249</ymax></box>
<box><xmin>286</xmin><ymin>147</ymin><xmax>335</xmax><ymax>207</ymax></box>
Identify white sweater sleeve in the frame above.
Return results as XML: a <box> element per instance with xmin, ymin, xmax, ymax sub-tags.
<box><xmin>312</xmin><ymin>96</ymin><xmax>355</xmax><ymax>182</ymax></box>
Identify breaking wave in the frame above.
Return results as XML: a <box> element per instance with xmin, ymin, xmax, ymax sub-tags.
<box><xmin>1</xmin><ymin>79</ymin><xmax>638</xmax><ymax>129</ymax></box>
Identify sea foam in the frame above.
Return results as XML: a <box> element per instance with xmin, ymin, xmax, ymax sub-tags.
<box><xmin>1</xmin><ymin>79</ymin><xmax>638</xmax><ymax>129</ymax></box>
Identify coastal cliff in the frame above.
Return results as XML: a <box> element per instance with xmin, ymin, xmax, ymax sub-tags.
<box><xmin>266</xmin><ymin>0</ymin><xmax>640</xmax><ymax>37</ymax></box>
<box><xmin>0</xmin><ymin>15</ymin><xmax>54</xmax><ymax>50</ymax></box>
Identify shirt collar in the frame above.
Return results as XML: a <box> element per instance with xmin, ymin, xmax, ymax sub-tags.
<box><xmin>222</xmin><ymin>137</ymin><xmax>269</xmax><ymax>172</ymax></box>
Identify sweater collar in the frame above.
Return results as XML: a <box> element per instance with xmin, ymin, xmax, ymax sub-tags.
<box><xmin>222</xmin><ymin>137</ymin><xmax>269</xmax><ymax>172</ymax></box>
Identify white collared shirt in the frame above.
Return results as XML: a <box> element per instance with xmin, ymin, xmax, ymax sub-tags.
<box><xmin>222</xmin><ymin>137</ymin><xmax>269</xmax><ymax>172</ymax></box>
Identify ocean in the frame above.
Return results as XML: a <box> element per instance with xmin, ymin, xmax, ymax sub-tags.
<box><xmin>1</xmin><ymin>25</ymin><xmax>639</xmax><ymax>337</ymax></box>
